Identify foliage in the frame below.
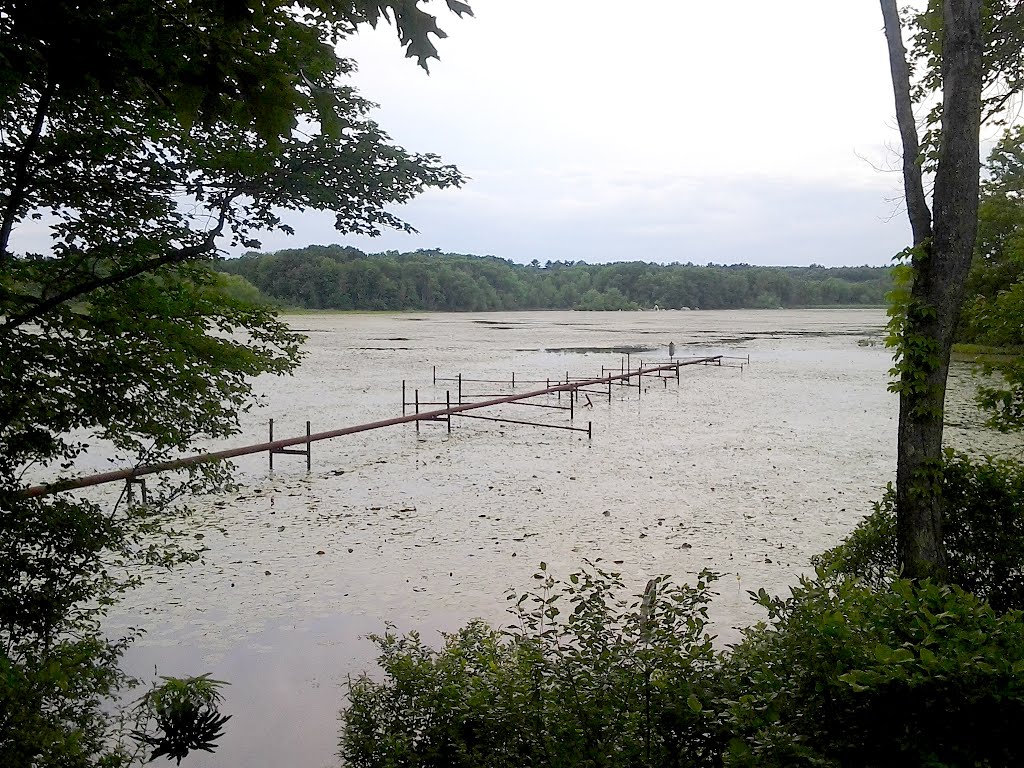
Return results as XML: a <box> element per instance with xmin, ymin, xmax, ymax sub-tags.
<box><xmin>906</xmin><ymin>0</ymin><xmax>1024</xmax><ymax>164</ymax></box>
<box><xmin>885</xmin><ymin>250</ymin><xmax>946</xmax><ymax>420</ymax></box>
<box><xmin>955</xmin><ymin>125</ymin><xmax>1024</xmax><ymax>432</ymax></box>
<box><xmin>218</xmin><ymin>246</ymin><xmax>893</xmax><ymax>312</ymax></box>
<box><xmin>975</xmin><ymin>355</ymin><xmax>1024</xmax><ymax>431</ymax></box>
<box><xmin>815</xmin><ymin>451</ymin><xmax>1024</xmax><ymax>614</ymax></box>
<box><xmin>813</xmin><ymin>496</ymin><xmax>899</xmax><ymax>589</ymax></box>
<box><xmin>721</xmin><ymin>574</ymin><xmax>1024</xmax><ymax>767</ymax></box>
<box><xmin>0</xmin><ymin>628</ymin><xmax>134</xmax><ymax>767</ymax></box>
<box><xmin>574</xmin><ymin>286</ymin><xmax>639</xmax><ymax>311</ymax></box>
<box><xmin>215</xmin><ymin>271</ymin><xmax>281</xmax><ymax>308</ymax></box>
<box><xmin>340</xmin><ymin>563</ymin><xmax>722</xmax><ymax>768</ymax></box>
<box><xmin>132</xmin><ymin>675</ymin><xmax>231</xmax><ymax>765</ymax></box>
<box><xmin>341</xmin><ymin>559</ymin><xmax>1024</xmax><ymax>768</ymax></box>
<box><xmin>1</xmin><ymin>0</ymin><xmax>470</xmax><ymax>764</ymax></box>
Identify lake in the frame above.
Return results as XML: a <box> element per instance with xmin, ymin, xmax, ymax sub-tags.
<box><xmin>103</xmin><ymin>309</ymin><xmax>1020</xmax><ymax>768</ymax></box>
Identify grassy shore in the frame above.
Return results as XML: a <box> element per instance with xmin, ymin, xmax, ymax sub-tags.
<box><xmin>952</xmin><ymin>343</ymin><xmax>1024</xmax><ymax>365</ymax></box>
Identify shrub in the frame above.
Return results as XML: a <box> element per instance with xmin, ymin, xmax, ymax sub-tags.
<box><xmin>340</xmin><ymin>564</ymin><xmax>722</xmax><ymax>768</ymax></box>
<box><xmin>815</xmin><ymin>451</ymin><xmax>1024</xmax><ymax>612</ymax></box>
<box><xmin>721</xmin><ymin>574</ymin><xmax>1024</xmax><ymax>767</ymax></box>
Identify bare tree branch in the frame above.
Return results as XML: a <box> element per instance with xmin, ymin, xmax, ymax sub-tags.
<box><xmin>0</xmin><ymin>210</ymin><xmax>228</xmax><ymax>334</ymax></box>
<box><xmin>0</xmin><ymin>80</ymin><xmax>55</xmax><ymax>264</ymax></box>
<box><xmin>881</xmin><ymin>0</ymin><xmax>933</xmax><ymax>248</ymax></box>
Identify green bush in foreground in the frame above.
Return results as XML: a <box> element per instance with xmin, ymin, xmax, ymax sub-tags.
<box><xmin>341</xmin><ymin>564</ymin><xmax>722</xmax><ymax>768</ymax></box>
<box><xmin>816</xmin><ymin>451</ymin><xmax>1024</xmax><ymax>612</ymax></box>
<box><xmin>722</xmin><ymin>575</ymin><xmax>1024</xmax><ymax>767</ymax></box>
<box><xmin>341</xmin><ymin>569</ymin><xmax>1024</xmax><ymax>768</ymax></box>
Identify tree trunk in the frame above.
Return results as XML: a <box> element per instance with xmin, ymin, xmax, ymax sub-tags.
<box><xmin>881</xmin><ymin>0</ymin><xmax>984</xmax><ymax>580</ymax></box>
<box><xmin>0</xmin><ymin>80</ymin><xmax>54</xmax><ymax>264</ymax></box>
<box><xmin>880</xmin><ymin>0</ymin><xmax>932</xmax><ymax>247</ymax></box>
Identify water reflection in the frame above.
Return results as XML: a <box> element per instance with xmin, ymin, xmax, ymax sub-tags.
<box><xmin>122</xmin><ymin>613</ymin><xmax>467</xmax><ymax>768</ymax></box>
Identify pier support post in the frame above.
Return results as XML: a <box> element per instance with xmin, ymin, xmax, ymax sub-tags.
<box><xmin>125</xmin><ymin>478</ymin><xmax>148</xmax><ymax>504</ymax></box>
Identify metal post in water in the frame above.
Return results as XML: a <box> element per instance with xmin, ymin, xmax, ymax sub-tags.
<box><xmin>125</xmin><ymin>478</ymin><xmax>148</xmax><ymax>505</ymax></box>
<box><xmin>512</xmin><ymin>371</ymin><xmax>515</xmax><ymax>388</ymax></box>
<box><xmin>458</xmin><ymin>373</ymin><xmax>462</xmax><ymax>405</ymax></box>
<box><xmin>415</xmin><ymin>390</ymin><xmax>420</xmax><ymax>433</ymax></box>
<box><xmin>269</xmin><ymin>418</ymin><xmax>274</xmax><ymax>470</ymax></box>
<box><xmin>588</xmin><ymin>421</ymin><xmax>592</xmax><ymax>439</ymax></box>
<box><xmin>446</xmin><ymin>390</ymin><xmax>452</xmax><ymax>433</ymax></box>
<box><xmin>433</xmin><ymin>365</ymin><xmax>436</xmax><ymax>385</ymax></box>
<box><xmin>402</xmin><ymin>380</ymin><xmax>406</xmax><ymax>415</ymax></box>
<box><xmin>570</xmin><ymin>389</ymin><xmax>574</xmax><ymax>420</ymax></box>
<box><xmin>306</xmin><ymin>421</ymin><xmax>311</xmax><ymax>471</ymax></box>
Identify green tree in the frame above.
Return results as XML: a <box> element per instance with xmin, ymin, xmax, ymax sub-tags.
<box><xmin>880</xmin><ymin>0</ymin><xmax>985</xmax><ymax>579</ymax></box>
<box><xmin>0</xmin><ymin>1</ymin><xmax>470</xmax><ymax>764</ymax></box>
<box><xmin>957</xmin><ymin>126</ymin><xmax>1024</xmax><ymax>432</ymax></box>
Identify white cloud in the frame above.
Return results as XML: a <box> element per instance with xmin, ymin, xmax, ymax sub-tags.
<box><xmin>270</xmin><ymin>0</ymin><xmax>912</xmax><ymax>265</ymax></box>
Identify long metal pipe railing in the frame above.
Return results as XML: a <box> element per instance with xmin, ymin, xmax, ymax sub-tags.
<box><xmin>21</xmin><ymin>357</ymin><xmax>722</xmax><ymax>499</ymax></box>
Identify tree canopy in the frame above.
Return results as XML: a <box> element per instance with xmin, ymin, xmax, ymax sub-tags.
<box><xmin>957</xmin><ymin>126</ymin><xmax>1024</xmax><ymax>432</ymax></box>
<box><xmin>0</xmin><ymin>1</ymin><xmax>470</xmax><ymax>763</ymax></box>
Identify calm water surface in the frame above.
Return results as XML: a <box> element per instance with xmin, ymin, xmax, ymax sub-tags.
<box><xmin>101</xmin><ymin>309</ymin><xmax>1020</xmax><ymax>768</ymax></box>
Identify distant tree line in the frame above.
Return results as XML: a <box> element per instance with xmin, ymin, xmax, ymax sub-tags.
<box><xmin>216</xmin><ymin>246</ymin><xmax>892</xmax><ymax>311</ymax></box>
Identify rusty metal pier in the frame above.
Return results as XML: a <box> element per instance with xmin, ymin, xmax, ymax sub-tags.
<box><xmin>23</xmin><ymin>355</ymin><xmax>728</xmax><ymax>499</ymax></box>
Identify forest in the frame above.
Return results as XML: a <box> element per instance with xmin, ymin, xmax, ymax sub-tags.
<box><xmin>216</xmin><ymin>246</ymin><xmax>892</xmax><ymax>311</ymax></box>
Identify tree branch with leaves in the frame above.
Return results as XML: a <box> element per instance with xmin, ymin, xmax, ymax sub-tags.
<box><xmin>0</xmin><ymin>1</ymin><xmax>471</xmax><ymax>764</ymax></box>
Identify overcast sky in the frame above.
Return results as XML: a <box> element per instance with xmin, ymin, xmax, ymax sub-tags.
<box><xmin>252</xmin><ymin>0</ymin><xmax>916</xmax><ymax>267</ymax></box>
